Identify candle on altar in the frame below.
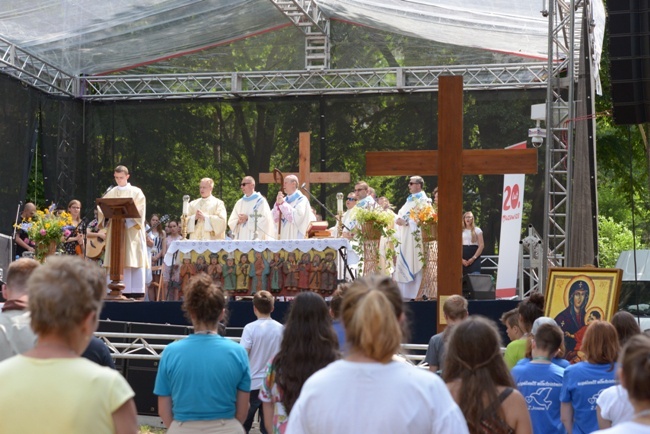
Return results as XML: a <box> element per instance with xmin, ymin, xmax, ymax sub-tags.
<box><xmin>182</xmin><ymin>195</ymin><xmax>190</xmax><ymax>215</ymax></box>
<box><xmin>336</xmin><ymin>192</ymin><xmax>344</xmax><ymax>214</ymax></box>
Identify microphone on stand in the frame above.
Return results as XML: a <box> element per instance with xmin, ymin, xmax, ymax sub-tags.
<box><xmin>299</xmin><ymin>183</ymin><xmax>350</xmax><ymax>232</ymax></box>
<box><xmin>103</xmin><ymin>185</ymin><xmax>114</xmax><ymax>196</ymax></box>
<box><xmin>65</xmin><ymin>217</ymin><xmax>88</xmax><ymax>241</ymax></box>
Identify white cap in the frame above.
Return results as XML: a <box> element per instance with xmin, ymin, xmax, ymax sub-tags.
<box><xmin>531</xmin><ymin>316</ymin><xmax>558</xmax><ymax>336</ymax></box>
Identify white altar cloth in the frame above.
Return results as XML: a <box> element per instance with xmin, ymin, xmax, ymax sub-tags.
<box><xmin>164</xmin><ymin>238</ymin><xmax>358</xmax><ymax>266</ymax></box>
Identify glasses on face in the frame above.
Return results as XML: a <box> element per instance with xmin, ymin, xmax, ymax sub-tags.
<box><xmin>346</xmin><ymin>197</ymin><xmax>357</xmax><ymax>201</ymax></box>
<box><xmin>240</xmin><ymin>183</ymin><xmax>250</xmax><ymax>187</ymax></box>
<box><xmin>354</xmin><ymin>188</ymin><xmax>366</xmax><ymax>192</ymax></box>
<box><xmin>408</xmin><ymin>182</ymin><xmax>420</xmax><ymax>186</ymax></box>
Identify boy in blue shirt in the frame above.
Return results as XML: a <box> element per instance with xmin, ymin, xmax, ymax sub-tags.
<box><xmin>512</xmin><ymin>323</ymin><xmax>566</xmax><ymax>434</ymax></box>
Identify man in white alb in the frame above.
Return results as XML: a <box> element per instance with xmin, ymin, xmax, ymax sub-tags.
<box><xmin>186</xmin><ymin>178</ymin><xmax>228</xmax><ymax>240</ymax></box>
<box><xmin>393</xmin><ymin>176</ymin><xmax>429</xmax><ymax>300</ymax></box>
<box><xmin>228</xmin><ymin>176</ymin><xmax>275</xmax><ymax>240</ymax></box>
<box><xmin>272</xmin><ymin>175</ymin><xmax>315</xmax><ymax>240</ymax></box>
<box><xmin>98</xmin><ymin>165</ymin><xmax>149</xmax><ymax>297</ymax></box>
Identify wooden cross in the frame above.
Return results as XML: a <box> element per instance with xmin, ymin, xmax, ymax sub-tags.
<box><xmin>259</xmin><ymin>132</ymin><xmax>351</xmax><ymax>192</ymax></box>
<box><xmin>365</xmin><ymin>76</ymin><xmax>538</xmax><ymax>332</ymax></box>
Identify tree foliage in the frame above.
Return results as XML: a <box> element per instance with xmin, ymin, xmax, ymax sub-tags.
<box><xmin>598</xmin><ymin>215</ymin><xmax>636</xmax><ymax>268</ymax></box>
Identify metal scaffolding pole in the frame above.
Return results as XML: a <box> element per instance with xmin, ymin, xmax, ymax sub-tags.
<box><xmin>541</xmin><ymin>0</ymin><xmax>584</xmax><ymax>292</ymax></box>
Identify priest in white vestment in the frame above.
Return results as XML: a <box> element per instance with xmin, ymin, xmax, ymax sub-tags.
<box><xmin>98</xmin><ymin>165</ymin><xmax>149</xmax><ymax>296</ymax></box>
<box><xmin>186</xmin><ymin>178</ymin><xmax>228</xmax><ymax>240</ymax></box>
<box><xmin>394</xmin><ymin>176</ymin><xmax>428</xmax><ymax>300</ymax></box>
<box><xmin>272</xmin><ymin>175</ymin><xmax>315</xmax><ymax>240</ymax></box>
<box><xmin>228</xmin><ymin>176</ymin><xmax>275</xmax><ymax>240</ymax></box>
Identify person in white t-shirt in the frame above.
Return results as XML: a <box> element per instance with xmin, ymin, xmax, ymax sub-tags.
<box><xmin>240</xmin><ymin>291</ymin><xmax>284</xmax><ymax>434</ymax></box>
<box><xmin>285</xmin><ymin>275</ymin><xmax>468</xmax><ymax>434</ymax></box>
<box><xmin>593</xmin><ymin>333</ymin><xmax>650</xmax><ymax>434</ymax></box>
<box><xmin>462</xmin><ymin>211</ymin><xmax>484</xmax><ymax>275</ymax></box>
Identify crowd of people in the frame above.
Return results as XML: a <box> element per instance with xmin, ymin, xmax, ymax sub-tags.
<box><xmin>13</xmin><ymin>167</ymin><xmax>488</xmax><ymax>301</ymax></box>
<box><xmin>1</xmin><ymin>254</ymin><xmax>650</xmax><ymax>433</ymax></box>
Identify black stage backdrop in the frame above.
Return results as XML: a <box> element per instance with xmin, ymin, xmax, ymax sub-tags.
<box><xmin>0</xmin><ymin>75</ymin><xmax>546</xmax><ymax>264</ymax></box>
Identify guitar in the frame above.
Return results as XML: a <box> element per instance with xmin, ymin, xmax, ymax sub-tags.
<box><xmin>85</xmin><ymin>214</ymin><xmax>169</xmax><ymax>259</ymax></box>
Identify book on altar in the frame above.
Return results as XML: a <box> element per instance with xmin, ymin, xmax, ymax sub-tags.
<box><xmin>306</xmin><ymin>221</ymin><xmax>330</xmax><ymax>238</ymax></box>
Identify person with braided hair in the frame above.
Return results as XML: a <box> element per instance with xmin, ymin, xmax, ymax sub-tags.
<box><xmin>444</xmin><ymin>316</ymin><xmax>532</xmax><ymax>434</ymax></box>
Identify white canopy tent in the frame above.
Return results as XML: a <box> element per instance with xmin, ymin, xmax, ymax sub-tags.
<box><xmin>0</xmin><ymin>0</ymin><xmax>591</xmax><ymax>76</ymax></box>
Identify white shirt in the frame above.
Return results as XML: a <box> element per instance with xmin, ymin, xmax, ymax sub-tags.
<box><xmin>593</xmin><ymin>421</ymin><xmax>650</xmax><ymax>434</ymax></box>
<box><xmin>462</xmin><ymin>227</ymin><xmax>483</xmax><ymax>245</ymax></box>
<box><xmin>285</xmin><ymin>359</ymin><xmax>468</xmax><ymax>434</ymax></box>
<box><xmin>597</xmin><ymin>385</ymin><xmax>635</xmax><ymax>426</ymax></box>
<box><xmin>240</xmin><ymin>317</ymin><xmax>283</xmax><ymax>390</ymax></box>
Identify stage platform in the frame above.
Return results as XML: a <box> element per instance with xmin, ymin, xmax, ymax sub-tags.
<box><xmin>100</xmin><ymin>299</ymin><xmax>520</xmax><ymax>344</ymax></box>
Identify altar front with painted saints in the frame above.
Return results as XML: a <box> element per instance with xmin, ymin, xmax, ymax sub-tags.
<box><xmin>164</xmin><ymin>239</ymin><xmax>358</xmax><ymax>298</ymax></box>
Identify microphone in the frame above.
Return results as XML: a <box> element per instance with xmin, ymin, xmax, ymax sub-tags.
<box><xmin>103</xmin><ymin>185</ymin><xmax>114</xmax><ymax>196</ymax></box>
<box><xmin>65</xmin><ymin>217</ymin><xmax>88</xmax><ymax>241</ymax></box>
<box><xmin>300</xmin><ymin>182</ymin><xmax>307</xmax><ymax>190</ymax></box>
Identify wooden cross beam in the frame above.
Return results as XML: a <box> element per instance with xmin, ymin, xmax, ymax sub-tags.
<box><xmin>259</xmin><ymin>132</ymin><xmax>351</xmax><ymax>192</ymax></box>
<box><xmin>365</xmin><ymin>76</ymin><xmax>538</xmax><ymax>331</ymax></box>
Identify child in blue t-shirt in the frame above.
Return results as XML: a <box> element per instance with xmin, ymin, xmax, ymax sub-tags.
<box><xmin>512</xmin><ymin>322</ymin><xmax>566</xmax><ymax>434</ymax></box>
<box><xmin>559</xmin><ymin>321</ymin><xmax>618</xmax><ymax>434</ymax></box>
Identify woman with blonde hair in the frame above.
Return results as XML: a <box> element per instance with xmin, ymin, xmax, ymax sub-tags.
<box><xmin>444</xmin><ymin>316</ymin><xmax>532</xmax><ymax>434</ymax></box>
<box><xmin>560</xmin><ymin>320</ymin><xmax>619</xmax><ymax>434</ymax></box>
<box><xmin>462</xmin><ymin>211</ymin><xmax>484</xmax><ymax>275</ymax></box>
<box><xmin>594</xmin><ymin>333</ymin><xmax>650</xmax><ymax>433</ymax></box>
<box><xmin>0</xmin><ymin>256</ymin><xmax>137</xmax><ymax>434</ymax></box>
<box><xmin>155</xmin><ymin>273</ymin><xmax>251</xmax><ymax>433</ymax></box>
<box><xmin>62</xmin><ymin>199</ymin><xmax>84</xmax><ymax>255</ymax></box>
<box><xmin>286</xmin><ymin>275</ymin><xmax>467</xmax><ymax>434</ymax></box>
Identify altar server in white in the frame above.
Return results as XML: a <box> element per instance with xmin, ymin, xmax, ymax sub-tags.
<box><xmin>393</xmin><ymin>176</ymin><xmax>428</xmax><ymax>300</ymax></box>
<box><xmin>228</xmin><ymin>176</ymin><xmax>275</xmax><ymax>240</ymax></box>
<box><xmin>98</xmin><ymin>165</ymin><xmax>148</xmax><ymax>296</ymax></box>
<box><xmin>272</xmin><ymin>175</ymin><xmax>315</xmax><ymax>240</ymax></box>
<box><xmin>186</xmin><ymin>178</ymin><xmax>228</xmax><ymax>240</ymax></box>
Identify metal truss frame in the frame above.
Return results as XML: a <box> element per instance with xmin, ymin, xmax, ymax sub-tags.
<box><xmin>95</xmin><ymin>330</ymin><xmax>428</xmax><ymax>366</ymax></box>
<box><xmin>540</xmin><ymin>0</ymin><xmax>585</xmax><ymax>291</ymax></box>
<box><xmin>0</xmin><ymin>36</ymin><xmax>77</xmax><ymax>97</ymax></box>
<box><xmin>81</xmin><ymin>63</ymin><xmax>548</xmax><ymax>100</ymax></box>
<box><xmin>269</xmin><ymin>0</ymin><xmax>330</xmax><ymax>69</ymax></box>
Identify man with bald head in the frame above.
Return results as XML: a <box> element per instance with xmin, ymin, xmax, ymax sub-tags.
<box><xmin>0</xmin><ymin>258</ymin><xmax>39</xmax><ymax>361</ymax></box>
<box><xmin>14</xmin><ymin>202</ymin><xmax>36</xmax><ymax>258</ymax></box>
<box><xmin>272</xmin><ymin>175</ymin><xmax>315</xmax><ymax>240</ymax></box>
<box><xmin>228</xmin><ymin>176</ymin><xmax>275</xmax><ymax>240</ymax></box>
<box><xmin>187</xmin><ymin>177</ymin><xmax>228</xmax><ymax>240</ymax></box>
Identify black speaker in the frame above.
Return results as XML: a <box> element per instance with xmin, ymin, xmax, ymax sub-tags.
<box><xmin>608</xmin><ymin>0</ymin><xmax>650</xmax><ymax>125</ymax></box>
<box><xmin>124</xmin><ymin>323</ymin><xmax>191</xmax><ymax>416</ymax></box>
<box><xmin>462</xmin><ymin>274</ymin><xmax>495</xmax><ymax>300</ymax></box>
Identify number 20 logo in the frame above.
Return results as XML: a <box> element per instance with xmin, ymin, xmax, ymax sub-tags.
<box><xmin>503</xmin><ymin>184</ymin><xmax>520</xmax><ymax>211</ymax></box>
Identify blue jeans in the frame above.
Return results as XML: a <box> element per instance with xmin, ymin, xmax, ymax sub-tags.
<box><xmin>243</xmin><ymin>389</ymin><xmax>267</xmax><ymax>434</ymax></box>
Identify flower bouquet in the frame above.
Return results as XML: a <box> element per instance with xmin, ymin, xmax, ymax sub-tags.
<box><xmin>24</xmin><ymin>207</ymin><xmax>73</xmax><ymax>262</ymax></box>
<box><xmin>409</xmin><ymin>198</ymin><xmax>438</xmax><ymax>242</ymax></box>
<box><xmin>352</xmin><ymin>205</ymin><xmax>399</xmax><ymax>275</ymax></box>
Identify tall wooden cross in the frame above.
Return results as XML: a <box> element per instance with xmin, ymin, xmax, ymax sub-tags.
<box><xmin>259</xmin><ymin>132</ymin><xmax>351</xmax><ymax>192</ymax></box>
<box><xmin>366</xmin><ymin>76</ymin><xmax>538</xmax><ymax>331</ymax></box>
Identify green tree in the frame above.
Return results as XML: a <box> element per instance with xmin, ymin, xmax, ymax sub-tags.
<box><xmin>598</xmin><ymin>215</ymin><xmax>636</xmax><ymax>268</ymax></box>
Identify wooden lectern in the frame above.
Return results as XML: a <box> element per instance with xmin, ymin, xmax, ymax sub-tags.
<box><xmin>97</xmin><ymin>197</ymin><xmax>141</xmax><ymax>300</ymax></box>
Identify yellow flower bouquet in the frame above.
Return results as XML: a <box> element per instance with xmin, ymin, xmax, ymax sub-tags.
<box><xmin>20</xmin><ymin>207</ymin><xmax>73</xmax><ymax>262</ymax></box>
<box><xmin>409</xmin><ymin>198</ymin><xmax>438</xmax><ymax>242</ymax></box>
